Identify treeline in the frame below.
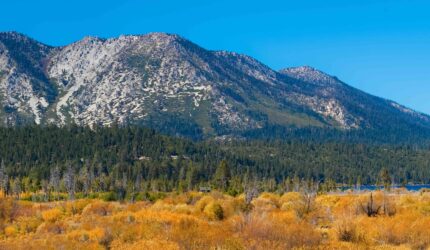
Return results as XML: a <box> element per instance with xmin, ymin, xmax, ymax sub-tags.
<box><xmin>0</xmin><ymin>126</ymin><xmax>429</xmax><ymax>200</ymax></box>
<box><xmin>241</xmin><ymin>124</ymin><xmax>430</xmax><ymax>146</ymax></box>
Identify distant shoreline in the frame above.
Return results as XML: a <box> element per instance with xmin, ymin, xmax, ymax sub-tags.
<box><xmin>339</xmin><ymin>184</ymin><xmax>430</xmax><ymax>191</ymax></box>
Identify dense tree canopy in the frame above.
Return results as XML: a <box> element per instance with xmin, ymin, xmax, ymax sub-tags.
<box><xmin>0</xmin><ymin>126</ymin><xmax>429</xmax><ymax>198</ymax></box>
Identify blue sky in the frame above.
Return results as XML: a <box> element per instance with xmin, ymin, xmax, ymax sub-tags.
<box><xmin>2</xmin><ymin>0</ymin><xmax>430</xmax><ymax>113</ymax></box>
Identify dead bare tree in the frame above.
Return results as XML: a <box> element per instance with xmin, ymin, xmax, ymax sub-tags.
<box><xmin>49</xmin><ymin>165</ymin><xmax>61</xmax><ymax>201</ymax></box>
<box><xmin>79</xmin><ymin>166</ymin><xmax>91</xmax><ymax>197</ymax></box>
<box><xmin>64</xmin><ymin>164</ymin><xmax>76</xmax><ymax>200</ymax></box>
<box><xmin>382</xmin><ymin>192</ymin><xmax>397</xmax><ymax>216</ymax></box>
<box><xmin>297</xmin><ymin>182</ymin><xmax>317</xmax><ymax>218</ymax></box>
<box><xmin>0</xmin><ymin>160</ymin><xmax>9</xmax><ymax>195</ymax></box>
<box><xmin>12</xmin><ymin>178</ymin><xmax>21</xmax><ymax>199</ymax></box>
<box><xmin>243</xmin><ymin>180</ymin><xmax>260</xmax><ymax>213</ymax></box>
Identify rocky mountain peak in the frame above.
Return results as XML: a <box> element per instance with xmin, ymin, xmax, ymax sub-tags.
<box><xmin>280</xmin><ymin>65</ymin><xmax>341</xmax><ymax>86</ymax></box>
<box><xmin>0</xmin><ymin>31</ymin><xmax>29</xmax><ymax>41</ymax></box>
<box><xmin>0</xmin><ymin>31</ymin><xmax>51</xmax><ymax>51</ymax></box>
<box><xmin>0</xmin><ymin>32</ymin><xmax>429</xmax><ymax>139</ymax></box>
<box><xmin>78</xmin><ymin>36</ymin><xmax>106</xmax><ymax>44</ymax></box>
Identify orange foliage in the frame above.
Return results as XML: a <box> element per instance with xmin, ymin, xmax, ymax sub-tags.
<box><xmin>0</xmin><ymin>192</ymin><xmax>429</xmax><ymax>249</ymax></box>
<box><xmin>41</xmin><ymin>208</ymin><xmax>63</xmax><ymax>222</ymax></box>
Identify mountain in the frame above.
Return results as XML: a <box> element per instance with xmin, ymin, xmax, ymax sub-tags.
<box><xmin>1</xmin><ymin>31</ymin><xmax>429</xmax><ymax>140</ymax></box>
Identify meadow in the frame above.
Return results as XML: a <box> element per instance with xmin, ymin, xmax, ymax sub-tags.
<box><xmin>0</xmin><ymin>190</ymin><xmax>430</xmax><ymax>249</ymax></box>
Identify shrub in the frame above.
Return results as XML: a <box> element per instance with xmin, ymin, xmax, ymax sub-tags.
<box><xmin>146</xmin><ymin>192</ymin><xmax>167</xmax><ymax>202</ymax></box>
<box><xmin>1</xmin><ymin>191</ymin><xmax>430</xmax><ymax>249</ymax></box>
<box><xmin>88</xmin><ymin>227</ymin><xmax>105</xmax><ymax>241</ymax></box>
<box><xmin>36</xmin><ymin>221</ymin><xmax>67</xmax><ymax>234</ymax></box>
<box><xmin>294</xmin><ymin>192</ymin><xmax>317</xmax><ymax>218</ymax></box>
<box><xmin>241</xmin><ymin>213</ymin><xmax>321</xmax><ymax>249</ymax></box>
<box><xmin>4</xmin><ymin>225</ymin><xmax>17</xmax><ymax>237</ymax></box>
<box><xmin>336</xmin><ymin>219</ymin><xmax>359</xmax><ymax>242</ymax></box>
<box><xmin>195</xmin><ymin>196</ymin><xmax>215</xmax><ymax>212</ymax></box>
<box><xmin>110</xmin><ymin>239</ymin><xmax>179</xmax><ymax>250</ymax></box>
<box><xmin>0</xmin><ymin>197</ymin><xmax>18</xmax><ymax>223</ymax></box>
<box><xmin>98</xmin><ymin>228</ymin><xmax>114</xmax><ymax>248</ymax></box>
<box><xmin>16</xmin><ymin>216</ymin><xmax>43</xmax><ymax>233</ymax></box>
<box><xmin>82</xmin><ymin>201</ymin><xmax>115</xmax><ymax>216</ymax></box>
<box><xmin>66</xmin><ymin>230</ymin><xmax>91</xmax><ymax>242</ymax></box>
<box><xmin>173</xmin><ymin>204</ymin><xmax>193</xmax><ymax>214</ymax></box>
<box><xmin>230</xmin><ymin>195</ymin><xmax>251</xmax><ymax>213</ymax></box>
<box><xmin>100</xmin><ymin>192</ymin><xmax>116</xmax><ymax>202</ymax></box>
<box><xmin>280</xmin><ymin>192</ymin><xmax>301</xmax><ymax>204</ymax></box>
<box><xmin>252</xmin><ymin>197</ymin><xmax>278</xmax><ymax>212</ymax></box>
<box><xmin>203</xmin><ymin>202</ymin><xmax>224</xmax><ymax>220</ymax></box>
<box><xmin>64</xmin><ymin>199</ymin><xmax>92</xmax><ymax>215</ymax></box>
<box><xmin>259</xmin><ymin>193</ymin><xmax>281</xmax><ymax>207</ymax></box>
<box><xmin>356</xmin><ymin>192</ymin><xmax>396</xmax><ymax>217</ymax></box>
<box><xmin>113</xmin><ymin>212</ymin><xmax>136</xmax><ymax>224</ymax></box>
<box><xmin>151</xmin><ymin>200</ymin><xmax>175</xmax><ymax>212</ymax></box>
<box><xmin>41</xmin><ymin>208</ymin><xmax>63</xmax><ymax>223</ymax></box>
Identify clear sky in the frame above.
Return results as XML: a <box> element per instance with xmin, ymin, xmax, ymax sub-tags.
<box><xmin>2</xmin><ymin>0</ymin><xmax>429</xmax><ymax>113</ymax></box>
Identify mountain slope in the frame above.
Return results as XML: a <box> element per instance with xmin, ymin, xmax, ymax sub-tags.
<box><xmin>0</xmin><ymin>32</ymin><xmax>56</xmax><ymax>125</ymax></box>
<box><xmin>280</xmin><ymin>66</ymin><xmax>430</xmax><ymax>130</ymax></box>
<box><xmin>0</xmin><ymin>31</ymin><xmax>429</xmax><ymax>140</ymax></box>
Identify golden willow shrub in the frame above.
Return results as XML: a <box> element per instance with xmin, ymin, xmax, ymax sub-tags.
<box><xmin>203</xmin><ymin>202</ymin><xmax>224</xmax><ymax>220</ymax></box>
<box><xmin>41</xmin><ymin>208</ymin><xmax>63</xmax><ymax>223</ymax></box>
<box><xmin>0</xmin><ymin>192</ymin><xmax>430</xmax><ymax>249</ymax></box>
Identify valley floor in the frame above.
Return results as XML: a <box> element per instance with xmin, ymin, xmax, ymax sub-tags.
<box><xmin>0</xmin><ymin>190</ymin><xmax>429</xmax><ymax>249</ymax></box>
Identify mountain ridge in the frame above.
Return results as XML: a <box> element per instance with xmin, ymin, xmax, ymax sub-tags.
<box><xmin>0</xmin><ymin>31</ymin><xmax>429</xmax><ymax>141</ymax></box>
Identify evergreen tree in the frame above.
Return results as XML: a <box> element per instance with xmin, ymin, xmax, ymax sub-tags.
<box><xmin>213</xmin><ymin>160</ymin><xmax>231</xmax><ymax>191</ymax></box>
<box><xmin>185</xmin><ymin>162</ymin><xmax>197</xmax><ymax>191</ymax></box>
<box><xmin>380</xmin><ymin>168</ymin><xmax>392</xmax><ymax>191</ymax></box>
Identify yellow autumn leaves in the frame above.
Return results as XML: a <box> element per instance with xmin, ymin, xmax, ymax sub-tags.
<box><xmin>0</xmin><ymin>190</ymin><xmax>429</xmax><ymax>249</ymax></box>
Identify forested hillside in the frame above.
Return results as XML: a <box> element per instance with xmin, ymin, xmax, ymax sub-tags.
<box><xmin>0</xmin><ymin>126</ymin><xmax>429</xmax><ymax>199</ymax></box>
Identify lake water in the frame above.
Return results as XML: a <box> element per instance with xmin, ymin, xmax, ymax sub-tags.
<box><xmin>342</xmin><ymin>184</ymin><xmax>430</xmax><ymax>192</ymax></box>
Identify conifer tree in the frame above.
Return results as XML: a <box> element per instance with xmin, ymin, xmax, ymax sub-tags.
<box><xmin>185</xmin><ymin>162</ymin><xmax>197</xmax><ymax>191</ymax></box>
<box><xmin>380</xmin><ymin>168</ymin><xmax>392</xmax><ymax>191</ymax></box>
<box><xmin>213</xmin><ymin>160</ymin><xmax>231</xmax><ymax>191</ymax></box>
